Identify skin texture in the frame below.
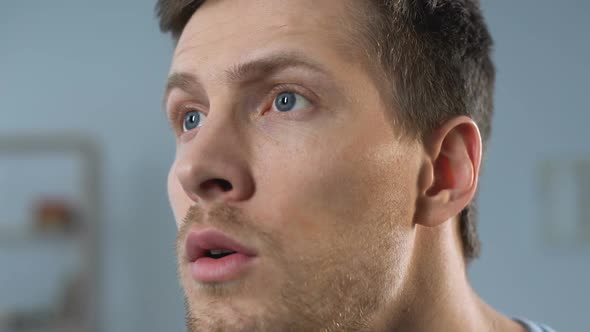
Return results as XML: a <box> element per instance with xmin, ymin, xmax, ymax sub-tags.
<box><xmin>164</xmin><ymin>0</ymin><xmax>527</xmax><ymax>331</ymax></box>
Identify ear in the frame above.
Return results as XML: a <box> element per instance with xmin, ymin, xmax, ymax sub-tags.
<box><xmin>414</xmin><ymin>116</ymin><xmax>482</xmax><ymax>227</ymax></box>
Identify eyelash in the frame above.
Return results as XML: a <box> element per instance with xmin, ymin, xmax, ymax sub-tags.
<box><xmin>168</xmin><ymin>104</ymin><xmax>204</xmax><ymax>136</ymax></box>
<box><xmin>263</xmin><ymin>84</ymin><xmax>316</xmax><ymax>116</ymax></box>
<box><xmin>169</xmin><ymin>84</ymin><xmax>317</xmax><ymax>136</ymax></box>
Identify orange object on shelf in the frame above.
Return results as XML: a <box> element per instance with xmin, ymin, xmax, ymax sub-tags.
<box><xmin>33</xmin><ymin>198</ymin><xmax>76</xmax><ymax>232</ymax></box>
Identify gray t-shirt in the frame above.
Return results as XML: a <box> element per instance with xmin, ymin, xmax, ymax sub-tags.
<box><xmin>515</xmin><ymin>318</ymin><xmax>556</xmax><ymax>332</ymax></box>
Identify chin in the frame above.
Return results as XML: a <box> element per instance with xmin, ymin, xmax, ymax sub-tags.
<box><xmin>178</xmin><ymin>269</ymin><xmax>278</xmax><ymax>331</ymax></box>
<box><xmin>183</xmin><ymin>295</ymin><xmax>286</xmax><ymax>332</ymax></box>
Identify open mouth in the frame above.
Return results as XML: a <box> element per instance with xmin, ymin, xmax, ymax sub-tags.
<box><xmin>204</xmin><ymin>249</ymin><xmax>237</xmax><ymax>259</ymax></box>
<box><xmin>185</xmin><ymin>228</ymin><xmax>257</xmax><ymax>262</ymax></box>
<box><xmin>185</xmin><ymin>229</ymin><xmax>258</xmax><ymax>283</ymax></box>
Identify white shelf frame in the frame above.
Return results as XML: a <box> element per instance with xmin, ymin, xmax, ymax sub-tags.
<box><xmin>0</xmin><ymin>133</ymin><xmax>102</xmax><ymax>332</ymax></box>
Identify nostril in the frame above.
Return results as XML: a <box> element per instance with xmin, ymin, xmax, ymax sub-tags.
<box><xmin>201</xmin><ymin>178</ymin><xmax>233</xmax><ymax>193</ymax></box>
<box><xmin>218</xmin><ymin>179</ymin><xmax>233</xmax><ymax>192</ymax></box>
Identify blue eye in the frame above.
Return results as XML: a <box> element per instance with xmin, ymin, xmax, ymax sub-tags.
<box><xmin>183</xmin><ymin>111</ymin><xmax>206</xmax><ymax>132</ymax></box>
<box><xmin>273</xmin><ymin>92</ymin><xmax>310</xmax><ymax>112</ymax></box>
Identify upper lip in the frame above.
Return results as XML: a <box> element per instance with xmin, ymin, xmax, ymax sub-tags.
<box><xmin>185</xmin><ymin>228</ymin><xmax>258</xmax><ymax>262</ymax></box>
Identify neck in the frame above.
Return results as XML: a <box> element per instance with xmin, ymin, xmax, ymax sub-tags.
<box><xmin>374</xmin><ymin>220</ymin><xmax>526</xmax><ymax>332</ymax></box>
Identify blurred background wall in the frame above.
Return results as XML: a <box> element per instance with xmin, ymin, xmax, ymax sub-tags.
<box><xmin>0</xmin><ymin>1</ymin><xmax>588</xmax><ymax>331</ymax></box>
<box><xmin>0</xmin><ymin>1</ymin><xmax>182</xmax><ymax>331</ymax></box>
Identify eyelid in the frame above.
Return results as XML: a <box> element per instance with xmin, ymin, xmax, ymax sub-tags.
<box><xmin>168</xmin><ymin>102</ymin><xmax>208</xmax><ymax>134</ymax></box>
<box><xmin>263</xmin><ymin>83</ymin><xmax>318</xmax><ymax>113</ymax></box>
<box><xmin>166</xmin><ymin>83</ymin><xmax>318</xmax><ymax>134</ymax></box>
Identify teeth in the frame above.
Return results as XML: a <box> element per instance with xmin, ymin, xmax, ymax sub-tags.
<box><xmin>209</xmin><ymin>249</ymin><xmax>235</xmax><ymax>255</ymax></box>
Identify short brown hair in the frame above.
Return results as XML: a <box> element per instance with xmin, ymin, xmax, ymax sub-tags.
<box><xmin>156</xmin><ymin>0</ymin><xmax>495</xmax><ymax>263</ymax></box>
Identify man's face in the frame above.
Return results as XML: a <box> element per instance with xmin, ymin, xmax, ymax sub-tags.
<box><xmin>166</xmin><ymin>0</ymin><xmax>423</xmax><ymax>330</ymax></box>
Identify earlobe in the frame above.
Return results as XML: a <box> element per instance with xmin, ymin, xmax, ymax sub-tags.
<box><xmin>414</xmin><ymin>116</ymin><xmax>482</xmax><ymax>227</ymax></box>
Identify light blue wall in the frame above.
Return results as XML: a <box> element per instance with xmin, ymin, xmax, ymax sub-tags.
<box><xmin>471</xmin><ymin>1</ymin><xmax>590</xmax><ymax>331</ymax></box>
<box><xmin>0</xmin><ymin>1</ymin><xmax>587</xmax><ymax>331</ymax></box>
<box><xmin>1</xmin><ymin>2</ymin><xmax>184</xmax><ymax>332</ymax></box>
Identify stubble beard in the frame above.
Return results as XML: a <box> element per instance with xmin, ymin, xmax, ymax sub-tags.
<box><xmin>177</xmin><ymin>203</ymin><xmax>406</xmax><ymax>332</ymax></box>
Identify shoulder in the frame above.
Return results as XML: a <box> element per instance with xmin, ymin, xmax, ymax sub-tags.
<box><xmin>514</xmin><ymin>318</ymin><xmax>556</xmax><ymax>332</ymax></box>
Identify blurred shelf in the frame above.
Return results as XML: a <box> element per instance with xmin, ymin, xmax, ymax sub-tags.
<box><xmin>0</xmin><ymin>318</ymin><xmax>85</xmax><ymax>332</ymax></box>
<box><xmin>0</xmin><ymin>133</ymin><xmax>101</xmax><ymax>332</ymax></box>
<box><xmin>0</xmin><ymin>227</ymin><xmax>80</xmax><ymax>248</ymax></box>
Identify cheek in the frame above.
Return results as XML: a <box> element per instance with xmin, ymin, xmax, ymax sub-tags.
<box><xmin>260</xmin><ymin>137</ymin><xmax>416</xmax><ymax>247</ymax></box>
<box><xmin>168</xmin><ymin>163</ymin><xmax>190</xmax><ymax>229</ymax></box>
<box><xmin>314</xmin><ymin>152</ymin><xmax>410</xmax><ymax>230</ymax></box>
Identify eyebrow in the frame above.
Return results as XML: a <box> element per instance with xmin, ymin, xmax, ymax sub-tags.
<box><xmin>163</xmin><ymin>72</ymin><xmax>199</xmax><ymax>109</ymax></box>
<box><xmin>163</xmin><ymin>52</ymin><xmax>332</xmax><ymax>107</ymax></box>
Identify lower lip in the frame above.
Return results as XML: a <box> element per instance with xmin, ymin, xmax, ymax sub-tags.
<box><xmin>190</xmin><ymin>253</ymin><xmax>257</xmax><ymax>283</ymax></box>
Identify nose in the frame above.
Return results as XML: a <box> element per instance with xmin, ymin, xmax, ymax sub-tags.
<box><xmin>174</xmin><ymin>114</ymin><xmax>255</xmax><ymax>205</ymax></box>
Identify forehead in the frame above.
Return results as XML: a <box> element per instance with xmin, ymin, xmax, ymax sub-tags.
<box><xmin>171</xmin><ymin>0</ymin><xmax>366</xmax><ymax>74</ymax></box>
